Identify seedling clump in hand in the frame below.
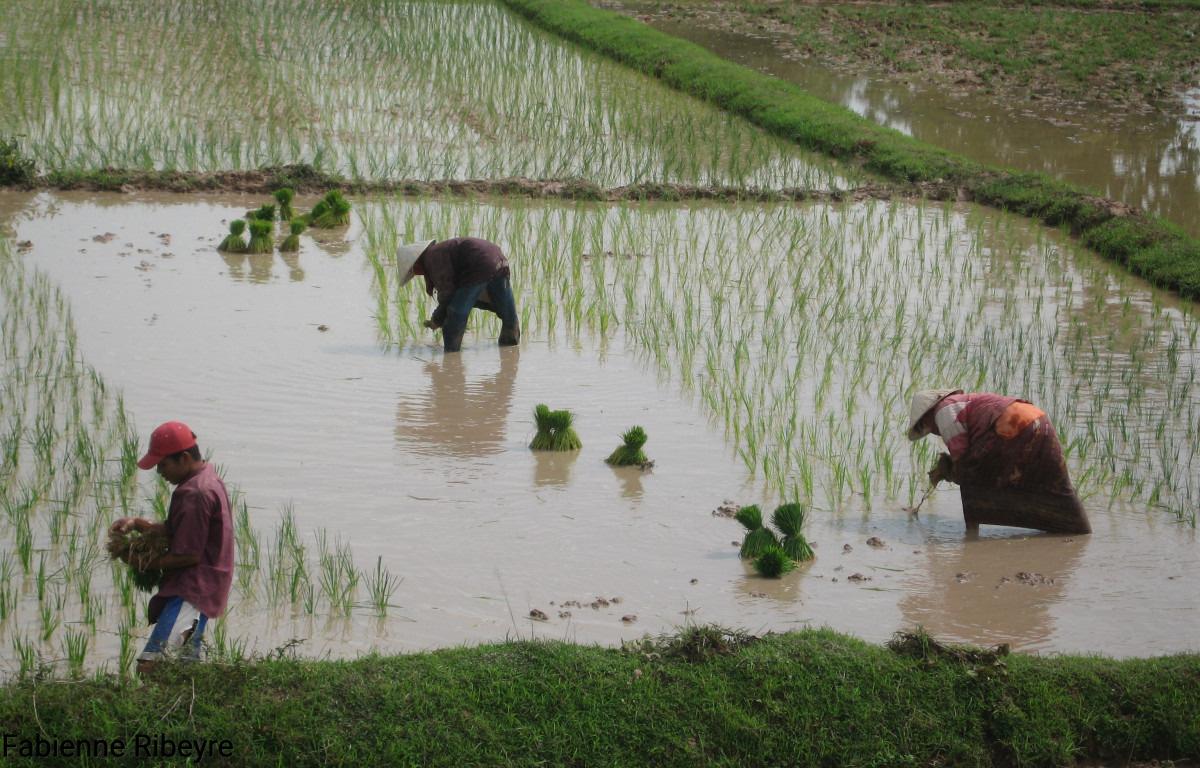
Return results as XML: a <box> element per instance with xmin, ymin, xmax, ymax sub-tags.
<box><xmin>106</xmin><ymin>526</ymin><xmax>168</xmax><ymax>592</ymax></box>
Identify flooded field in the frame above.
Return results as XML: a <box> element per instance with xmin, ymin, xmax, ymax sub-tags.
<box><xmin>647</xmin><ymin>18</ymin><xmax>1200</xmax><ymax>238</ymax></box>
<box><xmin>1</xmin><ymin>191</ymin><xmax>1197</xmax><ymax>678</ymax></box>
<box><xmin>0</xmin><ymin>0</ymin><xmax>857</xmax><ymax>191</ymax></box>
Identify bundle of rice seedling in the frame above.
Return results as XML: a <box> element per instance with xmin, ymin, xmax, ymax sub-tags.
<box><xmin>217</xmin><ymin>219</ymin><xmax>247</xmax><ymax>253</ymax></box>
<box><xmin>754</xmin><ymin>546</ymin><xmax>796</xmax><ymax>578</ymax></box>
<box><xmin>273</xmin><ymin>187</ymin><xmax>295</xmax><ymax>221</ymax></box>
<box><xmin>106</xmin><ymin>526</ymin><xmax>168</xmax><ymax>592</ymax></box>
<box><xmin>280</xmin><ymin>220</ymin><xmax>304</xmax><ymax>252</ymax></box>
<box><xmin>734</xmin><ymin>504</ymin><xmax>763</xmax><ymax>533</ymax></box>
<box><xmin>246</xmin><ymin>219</ymin><xmax>274</xmax><ymax>253</ymax></box>
<box><xmin>305</xmin><ymin>190</ymin><xmax>351</xmax><ymax>228</ymax></box>
<box><xmin>530</xmin><ymin>404</ymin><xmax>582</xmax><ymax>451</ymax></box>
<box><xmin>246</xmin><ymin>203</ymin><xmax>276</xmax><ymax>222</ymax></box>
<box><xmin>605</xmin><ymin>425</ymin><xmax>649</xmax><ymax>466</ymax></box>
<box><xmin>772</xmin><ymin>503</ymin><xmax>814</xmax><ymax>562</ymax></box>
<box><xmin>740</xmin><ymin>526</ymin><xmax>779</xmax><ymax>559</ymax></box>
<box><xmin>782</xmin><ymin>534</ymin><xmax>814</xmax><ymax>562</ymax></box>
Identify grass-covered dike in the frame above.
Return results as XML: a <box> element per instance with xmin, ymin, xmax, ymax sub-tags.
<box><xmin>0</xmin><ymin>627</ymin><xmax>1196</xmax><ymax>766</ymax></box>
<box><xmin>501</xmin><ymin>0</ymin><xmax>1200</xmax><ymax>300</ymax></box>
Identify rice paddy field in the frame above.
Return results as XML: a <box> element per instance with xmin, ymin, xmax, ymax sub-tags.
<box><xmin>1</xmin><ymin>0</ymin><xmax>1198</xmax><ymax>679</ymax></box>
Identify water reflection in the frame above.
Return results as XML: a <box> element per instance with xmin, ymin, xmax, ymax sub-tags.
<box><xmin>612</xmin><ymin>465</ymin><xmax>647</xmax><ymax>500</ymax></box>
<box><xmin>899</xmin><ymin>531</ymin><xmax>1087</xmax><ymax>651</ymax></box>
<box><xmin>649</xmin><ymin>20</ymin><xmax>1200</xmax><ymax>237</ymax></box>
<box><xmin>394</xmin><ymin>346</ymin><xmax>519</xmax><ymax>458</ymax></box>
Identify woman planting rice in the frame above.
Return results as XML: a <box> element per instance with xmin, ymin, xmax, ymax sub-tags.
<box><xmin>907</xmin><ymin>389</ymin><xmax>1092</xmax><ymax>534</ymax></box>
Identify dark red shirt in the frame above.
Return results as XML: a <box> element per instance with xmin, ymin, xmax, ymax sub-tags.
<box><xmin>149</xmin><ymin>463</ymin><xmax>234</xmax><ymax>621</ymax></box>
<box><xmin>418</xmin><ymin>237</ymin><xmax>509</xmax><ymax>303</ymax></box>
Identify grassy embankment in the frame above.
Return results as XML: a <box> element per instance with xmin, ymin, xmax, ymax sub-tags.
<box><xmin>1</xmin><ymin>628</ymin><xmax>1197</xmax><ymax>767</ymax></box>
<box><xmin>630</xmin><ymin>0</ymin><xmax>1200</xmax><ymax>108</ymax></box>
<box><xmin>501</xmin><ymin>0</ymin><xmax>1200</xmax><ymax>299</ymax></box>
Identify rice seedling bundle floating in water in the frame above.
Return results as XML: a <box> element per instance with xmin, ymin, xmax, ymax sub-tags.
<box><xmin>217</xmin><ymin>219</ymin><xmax>247</xmax><ymax>253</ymax></box>
<box><xmin>530</xmin><ymin>404</ymin><xmax>582</xmax><ymax>451</ymax></box>
<box><xmin>605</xmin><ymin>425</ymin><xmax>651</xmax><ymax>467</ymax></box>
<box><xmin>280</xmin><ymin>220</ymin><xmax>304</xmax><ymax>252</ymax></box>
<box><xmin>303</xmin><ymin>191</ymin><xmax>352</xmax><ymax>228</ymax></box>
<box><xmin>105</xmin><ymin>527</ymin><xmax>168</xmax><ymax>592</ymax></box>
<box><xmin>273</xmin><ymin>187</ymin><xmax>295</xmax><ymax>221</ymax></box>
<box><xmin>754</xmin><ymin>546</ymin><xmax>796</xmax><ymax>578</ymax></box>
<box><xmin>246</xmin><ymin>203</ymin><xmax>277</xmax><ymax>222</ymax></box>
<box><xmin>736</xmin><ymin>502</ymin><xmax>813</xmax><ymax>564</ymax></box>
<box><xmin>246</xmin><ymin>219</ymin><xmax>274</xmax><ymax>254</ymax></box>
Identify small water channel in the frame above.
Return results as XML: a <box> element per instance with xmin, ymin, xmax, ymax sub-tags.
<box><xmin>647</xmin><ymin>18</ymin><xmax>1200</xmax><ymax>239</ymax></box>
<box><xmin>1</xmin><ymin>191</ymin><xmax>1197</xmax><ymax>674</ymax></box>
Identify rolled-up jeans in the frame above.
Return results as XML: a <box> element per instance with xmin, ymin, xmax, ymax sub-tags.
<box><xmin>440</xmin><ymin>273</ymin><xmax>520</xmax><ymax>353</ymax></box>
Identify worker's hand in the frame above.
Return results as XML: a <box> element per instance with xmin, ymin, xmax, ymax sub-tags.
<box><xmin>423</xmin><ymin>319</ymin><xmax>442</xmax><ymax>330</ymax></box>
<box><xmin>928</xmin><ymin>453</ymin><xmax>954</xmax><ymax>486</ymax></box>
<box><xmin>109</xmin><ymin>517</ymin><xmax>139</xmax><ymax>534</ymax></box>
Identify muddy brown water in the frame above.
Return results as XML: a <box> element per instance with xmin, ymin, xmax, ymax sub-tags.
<box><xmin>646</xmin><ymin>18</ymin><xmax>1200</xmax><ymax>239</ymax></box>
<box><xmin>1</xmin><ymin>190</ymin><xmax>1197</xmax><ymax>668</ymax></box>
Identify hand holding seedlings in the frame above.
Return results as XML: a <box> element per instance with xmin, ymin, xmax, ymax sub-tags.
<box><xmin>396</xmin><ymin>237</ymin><xmax>520</xmax><ymax>353</ymax></box>
<box><xmin>907</xmin><ymin>389</ymin><xmax>1091</xmax><ymax>534</ymax></box>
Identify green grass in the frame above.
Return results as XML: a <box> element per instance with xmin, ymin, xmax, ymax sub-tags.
<box><xmin>502</xmin><ymin>0</ymin><xmax>1200</xmax><ymax>299</ymax></box>
<box><xmin>708</xmin><ymin>0</ymin><xmax>1200</xmax><ymax>103</ymax></box>
<box><xmin>0</xmin><ymin>628</ymin><xmax>1196</xmax><ymax>766</ymax></box>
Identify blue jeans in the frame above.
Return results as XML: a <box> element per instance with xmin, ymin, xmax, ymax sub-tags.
<box><xmin>440</xmin><ymin>274</ymin><xmax>520</xmax><ymax>353</ymax></box>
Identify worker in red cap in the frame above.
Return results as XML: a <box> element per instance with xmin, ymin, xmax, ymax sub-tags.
<box><xmin>109</xmin><ymin>421</ymin><xmax>234</xmax><ymax>672</ymax></box>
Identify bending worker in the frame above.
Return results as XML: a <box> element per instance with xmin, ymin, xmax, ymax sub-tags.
<box><xmin>397</xmin><ymin>237</ymin><xmax>520</xmax><ymax>353</ymax></box>
<box><xmin>907</xmin><ymin>389</ymin><xmax>1091</xmax><ymax>534</ymax></box>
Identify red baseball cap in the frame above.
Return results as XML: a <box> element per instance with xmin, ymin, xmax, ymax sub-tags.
<box><xmin>137</xmin><ymin>421</ymin><xmax>198</xmax><ymax>470</ymax></box>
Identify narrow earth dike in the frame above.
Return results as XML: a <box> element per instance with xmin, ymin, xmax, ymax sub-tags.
<box><xmin>0</xmin><ymin>629</ymin><xmax>1197</xmax><ymax>767</ymax></box>
<box><xmin>499</xmin><ymin>0</ymin><xmax>1200</xmax><ymax>300</ymax></box>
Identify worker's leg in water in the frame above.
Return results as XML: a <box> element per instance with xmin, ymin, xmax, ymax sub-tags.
<box><xmin>486</xmin><ymin>274</ymin><xmax>520</xmax><ymax>346</ymax></box>
<box><xmin>441</xmin><ymin>282</ymin><xmax>487</xmax><ymax>353</ymax></box>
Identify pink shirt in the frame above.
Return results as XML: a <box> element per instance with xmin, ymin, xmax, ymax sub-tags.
<box><xmin>152</xmin><ymin>463</ymin><xmax>234</xmax><ymax>620</ymax></box>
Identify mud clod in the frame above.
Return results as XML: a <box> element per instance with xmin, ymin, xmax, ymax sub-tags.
<box><xmin>866</xmin><ymin>537</ymin><xmax>886</xmax><ymax>548</ymax></box>
<box><xmin>528</xmin><ymin>608</ymin><xmax>548</xmax><ymax>621</ymax></box>
<box><xmin>712</xmin><ymin>500</ymin><xmax>740</xmax><ymax>517</ymax></box>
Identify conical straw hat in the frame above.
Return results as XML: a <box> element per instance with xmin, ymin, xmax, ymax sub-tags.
<box><xmin>907</xmin><ymin>388</ymin><xmax>963</xmax><ymax>440</ymax></box>
<box><xmin>396</xmin><ymin>240</ymin><xmax>435</xmax><ymax>286</ymax></box>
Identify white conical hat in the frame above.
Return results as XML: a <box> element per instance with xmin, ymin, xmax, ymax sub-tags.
<box><xmin>396</xmin><ymin>240</ymin><xmax>435</xmax><ymax>286</ymax></box>
<box><xmin>907</xmin><ymin>388</ymin><xmax>963</xmax><ymax>440</ymax></box>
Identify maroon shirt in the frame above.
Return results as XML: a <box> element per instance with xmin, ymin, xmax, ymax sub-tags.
<box><xmin>418</xmin><ymin>237</ymin><xmax>509</xmax><ymax>303</ymax></box>
<box><xmin>148</xmin><ymin>463</ymin><xmax>234</xmax><ymax>622</ymax></box>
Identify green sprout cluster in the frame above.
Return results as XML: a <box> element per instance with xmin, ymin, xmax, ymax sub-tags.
<box><xmin>530</xmin><ymin>404</ymin><xmax>582</xmax><ymax>451</ymax></box>
<box><xmin>300</xmin><ymin>190</ymin><xmax>352</xmax><ymax>228</ymax></box>
<box><xmin>273</xmin><ymin>187</ymin><xmax>295</xmax><ymax>221</ymax></box>
<box><xmin>280</xmin><ymin>220</ymin><xmax>305</xmax><ymax>252</ymax></box>
<box><xmin>605</xmin><ymin>425</ymin><xmax>650</xmax><ymax>467</ymax></box>
<box><xmin>246</xmin><ymin>218</ymin><xmax>274</xmax><ymax>253</ymax></box>
<box><xmin>736</xmin><ymin>502</ymin><xmax>814</xmax><ymax>578</ymax></box>
<box><xmin>217</xmin><ymin>219</ymin><xmax>247</xmax><ymax>253</ymax></box>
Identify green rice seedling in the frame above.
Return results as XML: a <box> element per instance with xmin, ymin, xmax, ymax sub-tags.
<box><xmin>63</xmin><ymin>627</ymin><xmax>88</xmax><ymax>678</ymax></box>
<box><xmin>117</xmin><ymin>622</ymin><xmax>135</xmax><ymax>677</ymax></box>
<box><xmin>246</xmin><ymin>203</ymin><xmax>277</xmax><ymax>222</ymax></box>
<box><xmin>217</xmin><ymin>220</ymin><xmax>248</xmax><ymax>253</ymax></box>
<box><xmin>754</xmin><ymin>546</ymin><xmax>795</xmax><ymax>578</ymax></box>
<box><xmin>39</xmin><ymin>599</ymin><xmax>59</xmax><ymax>642</ymax></box>
<box><xmin>781</xmin><ymin>534</ymin><xmax>815</xmax><ymax>563</ymax></box>
<box><xmin>365</xmin><ymin>555</ymin><xmax>402</xmax><ymax>616</ymax></box>
<box><xmin>12</xmin><ymin>633</ymin><xmax>36</xmax><ymax>679</ymax></box>
<box><xmin>530</xmin><ymin>404</ymin><xmax>582</xmax><ymax>451</ymax></box>
<box><xmin>279</xmin><ymin>220</ymin><xmax>304</xmax><ymax>252</ymax></box>
<box><xmin>273</xmin><ymin>187</ymin><xmax>295</xmax><ymax>221</ymax></box>
<box><xmin>246</xmin><ymin>218</ymin><xmax>274</xmax><ymax>254</ymax></box>
<box><xmin>605</xmin><ymin>425</ymin><xmax>651</xmax><ymax>467</ymax></box>
<box><xmin>309</xmin><ymin>191</ymin><xmax>351</xmax><ymax>228</ymax></box>
<box><xmin>770</xmin><ymin>503</ymin><xmax>807</xmax><ymax>539</ymax></box>
<box><xmin>734</xmin><ymin>504</ymin><xmax>763</xmax><ymax>533</ymax></box>
<box><xmin>0</xmin><ymin>583</ymin><xmax>16</xmax><ymax>621</ymax></box>
<box><xmin>740</xmin><ymin>526</ymin><xmax>779</xmax><ymax>560</ymax></box>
